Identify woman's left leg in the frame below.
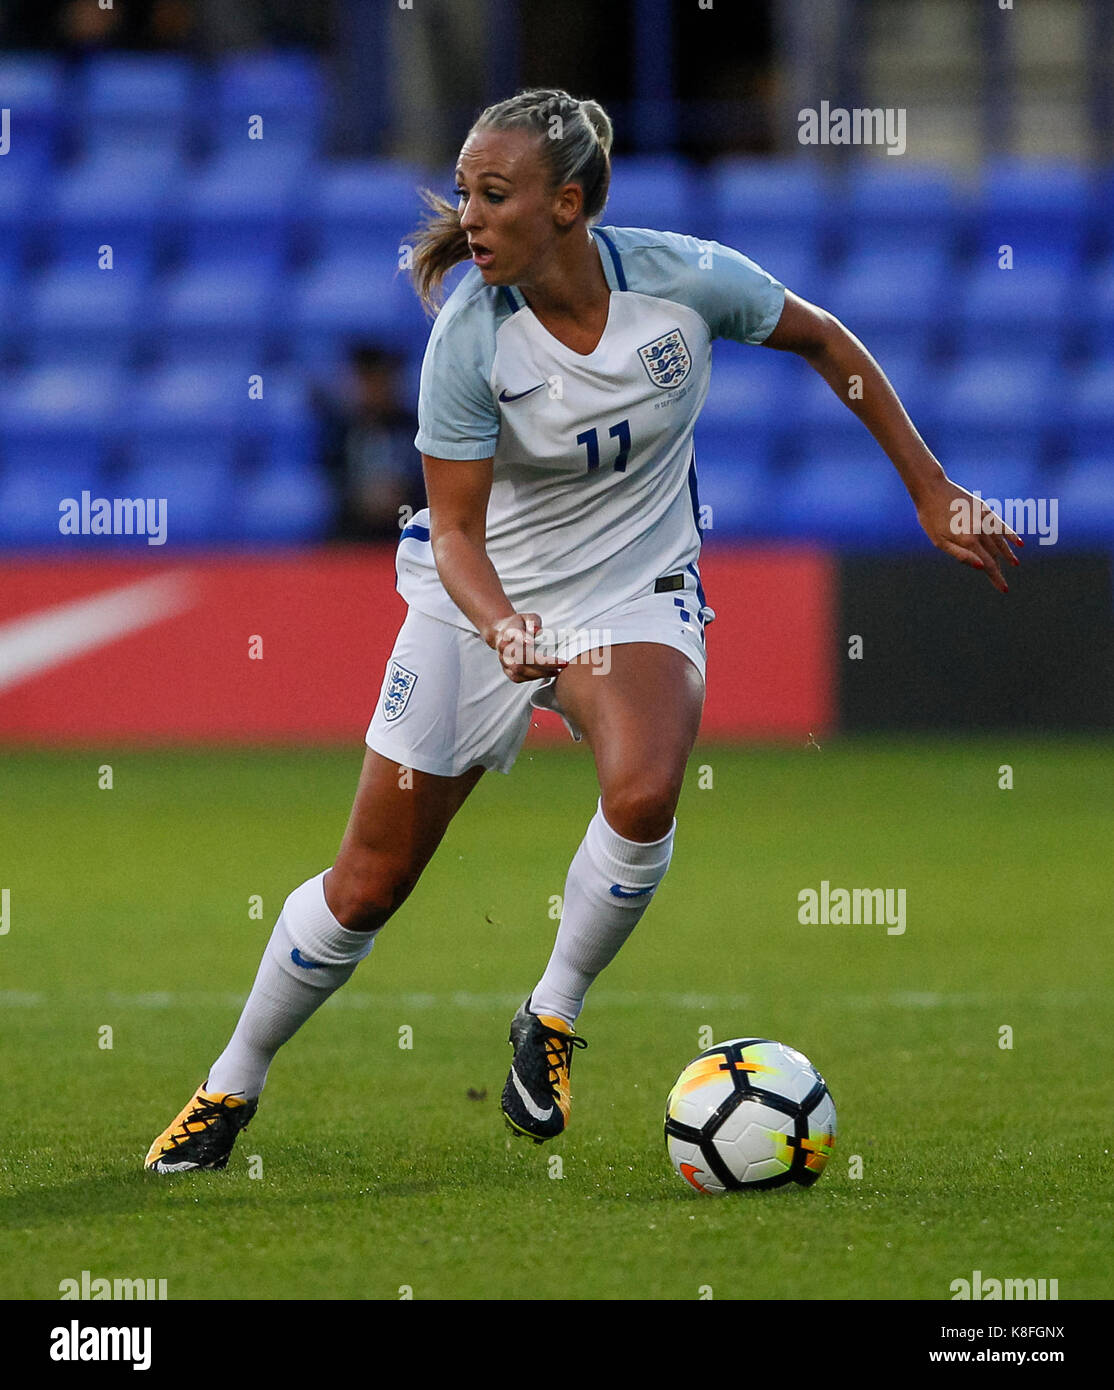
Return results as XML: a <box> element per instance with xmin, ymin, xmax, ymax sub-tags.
<box><xmin>498</xmin><ymin>641</ymin><xmax>704</xmax><ymax>1140</ymax></box>
<box><xmin>529</xmin><ymin>641</ymin><xmax>705</xmax><ymax>1025</ymax></box>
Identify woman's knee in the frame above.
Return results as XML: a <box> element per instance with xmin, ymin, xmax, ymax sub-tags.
<box><xmin>600</xmin><ymin>774</ymin><xmax>682</xmax><ymax>843</ymax></box>
<box><xmin>325</xmin><ymin>851</ymin><xmax>423</xmax><ymax>932</ymax></box>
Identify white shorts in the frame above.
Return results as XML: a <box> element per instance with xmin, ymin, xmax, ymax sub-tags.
<box><xmin>365</xmin><ymin>587</ymin><xmax>709</xmax><ymax>778</ymax></box>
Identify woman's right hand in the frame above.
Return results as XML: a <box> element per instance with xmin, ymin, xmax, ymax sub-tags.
<box><xmin>488</xmin><ymin>614</ymin><xmax>568</xmax><ymax>683</ymax></box>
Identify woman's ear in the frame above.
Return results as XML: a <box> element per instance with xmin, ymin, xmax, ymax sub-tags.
<box><xmin>553</xmin><ymin>181</ymin><xmax>584</xmax><ymax>228</ymax></box>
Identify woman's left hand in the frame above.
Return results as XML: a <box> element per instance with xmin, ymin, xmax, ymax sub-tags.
<box><xmin>915</xmin><ymin>473</ymin><xmax>1023</xmax><ymax>594</ymax></box>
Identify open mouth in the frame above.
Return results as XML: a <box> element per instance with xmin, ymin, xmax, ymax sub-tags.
<box><xmin>470</xmin><ymin>243</ymin><xmax>494</xmax><ymax>268</ymax></box>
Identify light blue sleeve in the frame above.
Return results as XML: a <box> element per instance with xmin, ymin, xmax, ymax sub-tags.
<box><xmin>413</xmin><ymin>292</ymin><xmax>500</xmax><ymax>460</ymax></box>
<box><xmin>615</xmin><ymin>229</ymin><xmax>786</xmax><ymax>346</ymax></box>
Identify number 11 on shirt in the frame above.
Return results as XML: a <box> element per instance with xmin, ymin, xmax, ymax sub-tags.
<box><xmin>577</xmin><ymin>419</ymin><xmax>631</xmax><ymax>472</ymax></box>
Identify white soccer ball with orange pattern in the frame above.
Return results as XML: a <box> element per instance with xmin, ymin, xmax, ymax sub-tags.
<box><xmin>664</xmin><ymin>1038</ymin><xmax>836</xmax><ymax>1193</ymax></box>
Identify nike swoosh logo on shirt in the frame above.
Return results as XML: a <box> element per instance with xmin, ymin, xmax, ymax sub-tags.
<box><xmin>498</xmin><ymin>383</ymin><xmax>546</xmax><ymax>403</ymax></box>
<box><xmin>510</xmin><ymin>1068</ymin><xmax>554</xmax><ymax>1122</ymax></box>
<box><xmin>609</xmin><ymin>884</ymin><xmax>655</xmax><ymax>899</ymax></box>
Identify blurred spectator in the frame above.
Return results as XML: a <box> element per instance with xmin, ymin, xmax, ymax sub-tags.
<box><xmin>0</xmin><ymin>0</ymin><xmax>197</xmax><ymax>49</ymax></box>
<box><xmin>386</xmin><ymin>0</ymin><xmax>489</xmax><ymax>167</ymax></box>
<box><xmin>316</xmin><ymin>346</ymin><xmax>423</xmax><ymax>542</ymax></box>
<box><xmin>0</xmin><ymin>0</ymin><xmax>331</xmax><ymax>51</ymax></box>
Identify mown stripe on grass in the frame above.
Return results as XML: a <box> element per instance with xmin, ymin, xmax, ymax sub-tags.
<box><xmin>0</xmin><ymin>988</ymin><xmax>1098</xmax><ymax>1011</ymax></box>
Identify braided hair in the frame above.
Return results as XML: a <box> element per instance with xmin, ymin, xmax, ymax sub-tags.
<box><xmin>409</xmin><ymin>88</ymin><xmax>614</xmax><ymax>314</ymax></box>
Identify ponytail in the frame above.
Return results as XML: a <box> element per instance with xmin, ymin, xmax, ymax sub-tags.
<box><xmin>409</xmin><ymin>188</ymin><xmax>471</xmax><ymax>316</ymax></box>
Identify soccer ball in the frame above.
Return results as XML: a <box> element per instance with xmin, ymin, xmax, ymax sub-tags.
<box><xmin>664</xmin><ymin>1038</ymin><xmax>836</xmax><ymax>1194</ymax></box>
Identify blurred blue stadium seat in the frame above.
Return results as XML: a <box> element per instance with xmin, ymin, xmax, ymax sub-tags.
<box><xmin>855</xmin><ymin>323</ymin><xmax>948</xmax><ymax>364</ymax></box>
<box><xmin>976</xmin><ymin>160</ymin><xmax>1093</xmax><ymax>262</ymax></box>
<box><xmin>702</xmin><ymin>342</ymin><xmax>803</xmax><ymax>443</ymax></box>
<box><xmin>0</xmin><ymin>364</ymin><xmax>124</xmax><ymax>445</ymax></box>
<box><xmin>75</xmin><ymin>54</ymin><xmax>197</xmax><ymax>161</ymax></box>
<box><xmin>773</xmin><ymin>447</ymin><xmax>922</xmax><ymax>546</ymax></box>
<box><xmin>0</xmin><ymin>284</ymin><xmax>21</xmax><ymax>366</ymax></box>
<box><xmin>206</xmin><ymin>51</ymin><xmax>323</xmax><ymax>161</ymax></box>
<box><xmin>120</xmin><ymin>440</ymin><xmax>238</xmax><ymax>475</ymax></box>
<box><xmin>237</xmin><ymin>461</ymin><xmax>335</xmax><ymax>543</ymax></box>
<box><xmin>290</xmin><ymin>252</ymin><xmax>428</xmax><ymax>355</ymax></box>
<box><xmin>0</xmin><ymin>55</ymin><xmax>65</xmax><ymax>173</ymax></box>
<box><xmin>840</xmin><ymin>163</ymin><xmax>966</xmax><ymax>250</ymax></box>
<box><xmin>865</xmin><ymin>345</ymin><xmax>934</xmax><ymax>409</ymax></box>
<box><xmin>178</xmin><ymin>149</ymin><xmax>310</xmax><ymax>267</ymax></box>
<box><xmin>128</xmin><ymin>362</ymin><xmax>262</xmax><ymax>440</ymax></box>
<box><xmin>282</xmin><ymin>333</ymin><xmax>351</xmax><ymax>376</ymax></box>
<box><xmin>603</xmin><ymin>157</ymin><xmax>694</xmax><ymax>235</ymax></box>
<box><xmin>839</xmin><ymin>224</ymin><xmax>956</xmax><ymax>267</ymax></box>
<box><xmin>825</xmin><ymin>246</ymin><xmax>951</xmax><ymax>336</ymax></box>
<box><xmin>793</xmin><ymin>359</ymin><xmax>909</xmax><ymax>454</ymax></box>
<box><xmin>1080</xmin><ymin>253</ymin><xmax>1114</xmax><ymax>357</ymax></box>
<box><xmin>935</xmin><ymin>445</ymin><xmax>1043</xmax><ymax>504</ymax></box>
<box><xmin>724</xmin><ymin>227</ymin><xmax>824</xmax><ymax>302</ymax></box>
<box><xmin>1056</xmin><ymin>457</ymin><xmax>1114</xmax><ymax>543</ymax></box>
<box><xmin>706</xmin><ymin>343</ymin><xmax>935</xmax><ymax>459</ymax></box>
<box><xmin>309</xmin><ymin>160</ymin><xmax>431</xmax><ymax>260</ymax></box>
<box><xmin>247</xmin><ymin>369</ymin><xmax>318</xmax><ymax>452</ymax></box>
<box><xmin>711</xmin><ymin>158</ymin><xmax>829</xmax><ymax>239</ymax></box>
<box><xmin>686</xmin><ymin>445</ymin><xmax>774</xmax><ymax>538</ymax></box>
<box><xmin>124</xmin><ymin>366</ymin><xmax>317</xmax><ymax>490</ymax></box>
<box><xmin>24</xmin><ymin>266</ymin><xmax>149</xmax><ymax>362</ymax></box>
<box><xmin>0</xmin><ymin>440</ymin><xmax>106</xmax><ymax>477</ymax></box>
<box><xmin>0</xmin><ymin>364</ymin><xmax>119</xmax><ymax>539</ymax></box>
<box><xmin>1095</xmin><ymin>169</ymin><xmax>1114</xmax><ymax>257</ymax></box>
<box><xmin>177</xmin><ymin>226</ymin><xmax>290</xmax><ymax>278</ymax></box>
<box><xmin>155</xmin><ymin>263</ymin><xmax>282</xmax><ymax>356</ymax></box>
<box><xmin>45</xmin><ymin>149</ymin><xmax>186</xmax><ymax>274</ymax></box>
<box><xmin>0</xmin><ymin>169</ymin><xmax>34</xmax><ymax>279</ymax></box>
<box><xmin>118</xmin><ymin>451</ymin><xmax>242</xmax><ymax>543</ymax></box>
<box><xmin>0</xmin><ymin>457</ymin><xmax>108</xmax><ymax>547</ymax></box>
<box><xmin>152</xmin><ymin>338</ymin><xmax>273</xmax><ymax>373</ymax></box>
<box><xmin>927</xmin><ymin>353</ymin><xmax>1063</xmax><ymax>457</ymax></box>
<box><xmin>1065</xmin><ymin>358</ymin><xmax>1114</xmax><ymax>454</ymax></box>
<box><xmin>956</xmin><ymin>256</ymin><xmax>1076</xmax><ymax>355</ymax></box>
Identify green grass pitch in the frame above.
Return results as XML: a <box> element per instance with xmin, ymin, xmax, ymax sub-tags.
<box><xmin>1</xmin><ymin>737</ymin><xmax>1111</xmax><ymax>1301</ymax></box>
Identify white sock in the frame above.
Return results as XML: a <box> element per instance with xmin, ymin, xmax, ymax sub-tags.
<box><xmin>530</xmin><ymin>800</ymin><xmax>675</xmax><ymax>1026</ymax></box>
<box><xmin>206</xmin><ymin>870</ymin><xmax>376</xmax><ymax>1099</ymax></box>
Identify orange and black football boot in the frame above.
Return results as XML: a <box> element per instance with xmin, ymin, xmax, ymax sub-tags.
<box><xmin>501</xmin><ymin>997</ymin><xmax>587</xmax><ymax>1142</ymax></box>
<box><xmin>145</xmin><ymin>1082</ymin><xmax>258</xmax><ymax>1173</ymax></box>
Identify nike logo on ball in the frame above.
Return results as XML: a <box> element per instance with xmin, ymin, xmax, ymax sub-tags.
<box><xmin>290</xmin><ymin>948</ymin><xmax>326</xmax><ymax>970</ymax></box>
<box><xmin>609</xmin><ymin>884</ymin><xmax>654</xmax><ymax>899</ymax></box>
<box><xmin>680</xmin><ymin>1161</ymin><xmax>710</xmax><ymax>1193</ymax></box>
<box><xmin>498</xmin><ymin>383</ymin><xmax>545</xmax><ymax>402</ymax></box>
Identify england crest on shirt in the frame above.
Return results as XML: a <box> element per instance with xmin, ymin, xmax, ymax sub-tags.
<box><xmin>382</xmin><ymin>660</ymin><xmax>418</xmax><ymax>721</ymax></box>
<box><xmin>638</xmin><ymin>328</ymin><xmax>691</xmax><ymax>389</ymax></box>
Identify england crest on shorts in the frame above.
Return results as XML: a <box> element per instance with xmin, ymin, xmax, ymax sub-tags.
<box><xmin>382</xmin><ymin>660</ymin><xmax>417</xmax><ymax>721</ymax></box>
<box><xmin>638</xmin><ymin>328</ymin><xmax>691</xmax><ymax>389</ymax></box>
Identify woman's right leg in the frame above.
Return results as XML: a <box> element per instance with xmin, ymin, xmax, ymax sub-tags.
<box><xmin>325</xmin><ymin>748</ymin><xmax>486</xmax><ymax>931</ymax></box>
<box><xmin>145</xmin><ymin>750</ymin><xmax>483</xmax><ymax>1171</ymax></box>
<box><xmin>207</xmin><ymin>748</ymin><xmax>485</xmax><ymax>1092</ymax></box>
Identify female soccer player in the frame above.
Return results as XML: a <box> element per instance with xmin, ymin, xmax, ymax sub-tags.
<box><xmin>146</xmin><ymin>89</ymin><xmax>1020</xmax><ymax>1171</ymax></box>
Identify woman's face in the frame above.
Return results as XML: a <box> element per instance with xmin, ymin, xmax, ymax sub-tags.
<box><xmin>454</xmin><ymin>126</ymin><xmax>576</xmax><ymax>287</ymax></box>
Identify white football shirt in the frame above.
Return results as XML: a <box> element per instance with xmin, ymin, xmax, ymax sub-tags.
<box><xmin>401</xmin><ymin>226</ymin><xmax>785</xmax><ymax>635</ymax></box>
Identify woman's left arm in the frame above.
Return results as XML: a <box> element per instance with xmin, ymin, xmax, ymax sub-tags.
<box><xmin>763</xmin><ymin>290</ymin><xmax>1022</xmax><ymax>592</ymax></box>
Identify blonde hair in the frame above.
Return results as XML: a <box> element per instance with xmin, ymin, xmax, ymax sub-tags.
<box><xmin>409</xmin><ymin>88</ymin><xmax>614</xmax><ymax>314</ymax></box>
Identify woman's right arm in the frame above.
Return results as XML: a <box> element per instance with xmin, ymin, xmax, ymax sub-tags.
<box><xmin>422</xmin><ymin>454</ymin><xmax>565</xmax><ymax>682</ymax></box>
